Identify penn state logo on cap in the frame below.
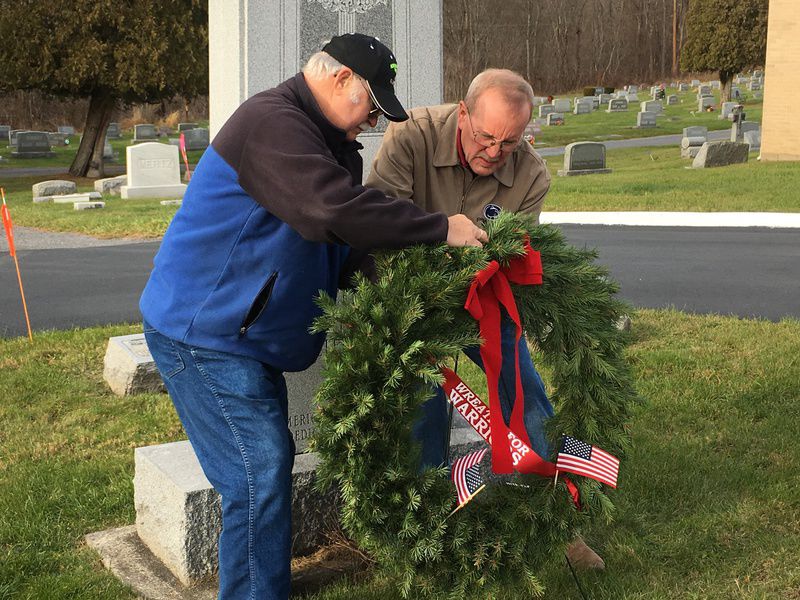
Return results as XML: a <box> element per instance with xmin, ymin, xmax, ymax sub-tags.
<box><xmin>483</xmin><ymin>203</ymin><xmax>502</xmax><ymax>220</ymax></box>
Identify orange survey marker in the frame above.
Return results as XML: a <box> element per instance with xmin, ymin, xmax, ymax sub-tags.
<box><xmin>1</xmin><ymin>188</ymin><xmax>33</xmax><ymax>340</ymax></box>
<box><xmin>179</xmin><ymin>133</ymin><xmax>192</xmax><ymax>182</ymax></box>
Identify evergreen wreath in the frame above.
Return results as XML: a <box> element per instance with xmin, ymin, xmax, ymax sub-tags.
<box><xmin>312</xmin><ymin>212</ymin><xmax>638</xmax><ymax>598</ymax></box>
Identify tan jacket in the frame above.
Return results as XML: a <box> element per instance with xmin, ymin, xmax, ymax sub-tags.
<box><xmin>366</xmin><ymin>104</ymin><xmax>550</xmax><ymax>224</ymax></box>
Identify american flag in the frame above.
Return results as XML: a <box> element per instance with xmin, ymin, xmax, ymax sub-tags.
<box><xmin>451</xmin><ymin>448</ymin><xmax>488</xmax><ymax>506</ymax></box>
<box><xmin>556</xmin><ymin>436</ymin><xmax>619</xmax><ymax>488</ymax></box>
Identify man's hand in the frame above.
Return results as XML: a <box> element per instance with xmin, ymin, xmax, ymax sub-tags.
<box><xmin>446</xmin><ymin>214</ymin><xmax>488</xmax><ymax>247</ymax></box>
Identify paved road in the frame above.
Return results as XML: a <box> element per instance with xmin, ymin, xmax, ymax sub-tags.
<box><xmin>2</xmin><ymin>225</ymin><xmax>797</xmax><ymax>338</ymax></box>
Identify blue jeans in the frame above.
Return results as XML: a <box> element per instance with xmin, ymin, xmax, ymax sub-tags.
<box><xmin>413</xmin><ymin>317</ymin><xmax>554</xmax><ymax>468</ymax></box>
<box><xmin>144</xmin><ymin>322</ymin><xmax>294</xmax><ymax>600</ymax></box>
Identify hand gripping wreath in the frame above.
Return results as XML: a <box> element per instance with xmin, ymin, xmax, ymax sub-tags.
<box><xmin>312</xmin><ymin>213</ymin><xmax>637</xmax><ymax>598</ymax></box>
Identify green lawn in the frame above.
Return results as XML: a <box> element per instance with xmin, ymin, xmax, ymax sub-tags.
<box><xmin>1</xmin><ymin>310</ymin><xmax>798</xmax><ymax>599</ymax></box>
<box><xmin>534</xmin><ymin>87</ymin><xmax>762</xmax><ymax>147</ymax></box>
<box><xmin>0</xmin><ymin>175</ymin><xmax>178</xmax><ymax>239</ymax></box>
<box><xmin>0</xmin><ymin>132</ymin><xmax>206</xmax><ymax>170</ymax></box>
<box><xmin>545</xmin><ymin>146</ymin><xmax>800</xmax><ymax>213</ymax></box>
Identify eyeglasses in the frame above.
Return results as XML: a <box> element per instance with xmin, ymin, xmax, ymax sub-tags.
<box><xmin>465</xmin><ymin>108</ymin><xmax>521</xmax><ymax>152</ymax></box>
<box><xmin>357</xmin><ymin>77</ymin><xmax>384</xmax><ymax>120</ymax></box>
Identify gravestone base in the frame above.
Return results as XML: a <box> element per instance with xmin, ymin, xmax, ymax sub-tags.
<box><xmin>74</xmin><ymin>201</ymin><xmax>105</xmax><ymax>210</ymax></box>
<box><xmin>557</xmin><ymin>168</ymin><xmax>612</xmax><ymax>177</ymax></box>
<box><xmin>85</xmin><ymin>525</ymin><xmax>364</xmax><ymax>600</ymax></box>
<box><xmin>132</xmin><ymin>429</ymin><xmax>482</xmax><ymax>587</ymax></box>
<box><xmin>121</xmin><ymin>184</ymin><xmax>187</xmax><ymax>200</ymax></box>
<box><xmin>41</xmin><ymin>192</ymin><xmax>103</xmax><ymax>204</ymax></box>
<box><xmin>680</xmin><ymin>147</ymin><xmax>701</xmax><ymax>159</ymax></box>
<box><xmin>103</xmin><ymin>333</ymin><xmax>166</xmax><ymax>396</ymax></box>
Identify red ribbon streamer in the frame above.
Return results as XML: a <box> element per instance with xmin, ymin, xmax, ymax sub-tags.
<box><xmin>464</xmin><ymin>240</ymin><xmax>543</xmax><ymax>473</ymax></box>
<box><xmin>441</xmin><ymin>366</ymin><xmax>581</xmax><ymax>508</ymax></box>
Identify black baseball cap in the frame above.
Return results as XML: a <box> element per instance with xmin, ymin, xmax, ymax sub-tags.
<box><xmin>322</xmin><ymin>33</ymin><xmax>408</xmax><ymax>122</ymax></box>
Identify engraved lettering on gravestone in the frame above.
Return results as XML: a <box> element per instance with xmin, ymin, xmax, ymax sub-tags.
<box><xmin>607</xmin><ymin>98</ymin><xmax>628</xmax><ymax>112</ymax></box>
<box><xmin>568</xmin><ymin>143</ymin><xmax>606</xmax><ymax>171</ymax></box>
<box><xmin>123</xmin><ymin>337</ymin><xmax>155</xmax><ymax>360</ymax></box>
<box><xmin>140</xmin><ymin>158</ymin><xmax>175</xmax><ymax>170</ymax></box>
<box><xmin>637</xmin><ymin>111</ymin><xmax>656</xmax><ymax>128</ymax></box>
<box><xmin>308</xmin><ymin>0</ymin><xmax>387</xmax><ymax>13</ymax></box>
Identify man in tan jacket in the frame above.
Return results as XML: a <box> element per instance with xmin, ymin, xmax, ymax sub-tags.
<box><xmin>366</xmin><ymin>68</ymin><xmax>604</xmax><ymax>570</ymax></box>
<box><xmin>366</xmin><ymin>68</ymin><xmax>550</xmax><ymax>225</ymax></box>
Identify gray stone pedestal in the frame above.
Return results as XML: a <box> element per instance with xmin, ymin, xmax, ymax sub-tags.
<box><xmin>130</xmin><ymin>428</ymin><xmax>482</xmax><ymax>587</ymax></box>
<box><xmin>103</xmin><ymin>333</ymin><xmax>166</xmax><ymax>396</ymax></box>
<box><xmin>133</xmin><ymin>440</ymin><xmax>343</xmax><ymax>586</ymax></box>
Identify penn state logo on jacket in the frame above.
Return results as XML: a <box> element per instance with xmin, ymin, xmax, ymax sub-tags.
<box><xmin>483</xmin><ymin>203</ymin><xmax>502</xmax><ymax>220</ymax></box>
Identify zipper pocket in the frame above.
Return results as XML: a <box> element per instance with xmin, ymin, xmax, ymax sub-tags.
<box><xmin>239</xmin><ymin>271</ymin><xmax>278</xmax><ymax>336</ymax></box>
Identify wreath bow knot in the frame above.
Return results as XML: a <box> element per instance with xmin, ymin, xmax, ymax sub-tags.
<box><xmin>463</xmin><ymin>239</ymin><xmax>548</xmax><ymax>474</ymax></box>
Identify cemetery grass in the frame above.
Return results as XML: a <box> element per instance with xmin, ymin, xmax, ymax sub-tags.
<box><xmin>1</xmin><ymin>143</ymin><xmax>798</xmax><ymax>242</ymax></box>
<box><xmin>1</xmin><ymin>310</ymin><xmax>799</xmax><ymax>599</ymax></box>
<box><xmin>545</xmin><ymin>146</ymin><xmax>800</xmax><ymax>213</ymax></box>
<box><xmin>0</xmin><ymin>176</ymin><xmax>177</xmax><ymax>239</ymax></box>
<box><xmin>534</xmin><ymin>89</ymin><xmax>763</xmax><ymax>148</ymax></box>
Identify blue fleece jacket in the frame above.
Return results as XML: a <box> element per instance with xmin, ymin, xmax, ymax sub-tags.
<box><xmin>140</xmin><ymin>74</ymin><xmax>447</xmax><ymax>371</ymax></box>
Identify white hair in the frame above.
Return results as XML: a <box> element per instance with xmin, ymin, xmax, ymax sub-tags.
<box><xmin>302</xmin><ymin>51</ymin><xmax>346</xmax><ymax>80</ymax></box>
<box><xmin>303</xmin><ymin>51</ymin><xmax>366</xmax><ymax>105</ymax></box>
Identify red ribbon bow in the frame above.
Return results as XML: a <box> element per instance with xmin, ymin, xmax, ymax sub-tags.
<box><xmin>463</xmin><ymin>239</ymin><xmax>550</xmax><ymax>474</ymax></box>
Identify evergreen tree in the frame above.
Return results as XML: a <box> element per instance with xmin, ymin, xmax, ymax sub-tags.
<box><xmin>681</xmin><ymin>0</ymin><xmax>768</xmax><ymax>103</ymax></box>
<box><xmin>0</xmin><ymin>0</ymin><xmax>208</xmax><ymax>177</ymax></box>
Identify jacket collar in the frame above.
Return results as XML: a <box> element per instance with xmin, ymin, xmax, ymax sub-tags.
<box><xmin>432</xmin><ymin>104</ymin><xmax>515</xmax><ymax>188</ymax></box>
<box><xmin>290</xmin><ymin>73</ymin><xmax>363</xmax><ymax>153</ymax></box>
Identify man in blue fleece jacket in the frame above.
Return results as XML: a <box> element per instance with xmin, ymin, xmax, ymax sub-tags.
<box><xmin>140</xmin><ymin>33</ymin><xmax>486</xmax><ymax>600</ymax></box>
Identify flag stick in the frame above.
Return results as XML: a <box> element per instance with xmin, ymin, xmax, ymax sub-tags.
<box><xmin>553</xmin><ymin>469</ymin><xmax>559</xmax><ymax>489</ymax></box>
<box><xmin>1</xmin><ymin>189</ymin><xmax>33</xmax><ymax>340</ymax></box>
<box><xmin>446</xmin><ymin>484</ymin><xmax>486</xmax><ymax>520</ymax></box>
<box><xmin>12</xmin><ymin>253</ymin><xmax>32</xmax><ymax>340</ymax></box>
<box><xmin>179</xmin><ymin>133</ymin><xmax>192</xmax><ymax>182</ymax></box>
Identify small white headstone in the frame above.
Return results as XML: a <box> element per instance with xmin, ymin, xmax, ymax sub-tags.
<box><xmin>32</xmin><ymin>180</ymin><xmax>76</xmax><ymax>197</ymax></box>
<box><xmin>698</xmin><ymin>96</ymin><xmax>715</xmax><ymax>111</ymax></box>
<box><xmin>121</xmin><ymin>143</ymin><xmax>187</xmax><ymax>200</ymax></box>
<box><xmin>95</xmin><ymin>175</ymin><xmax>128</xmax><ymax>195</ymax></box>
<box><xmin>103</xmin><ymin>333</ymin><xmax>166</xmax><ymax>396</ymax></box>
<box><xmin>553</xmin><ymin>98</ymin><xmax>571</xmax><ymax>113</ymax></box>
<box><xmin>636</xmin><ymin>112</ymin><xmax>657</xmax><ymax>128</ymax></box>
<box><xmin>538</xmin><ymin>104</ymin><xmax>555</xmax><ymax>118</ymax></box>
